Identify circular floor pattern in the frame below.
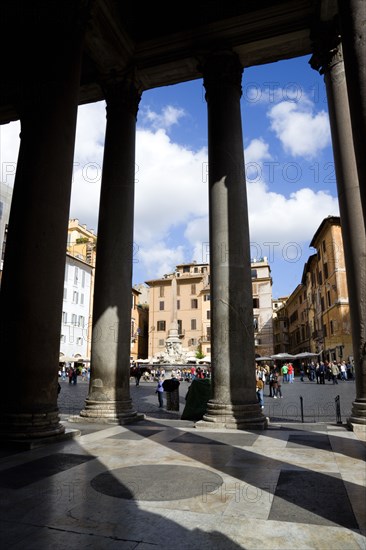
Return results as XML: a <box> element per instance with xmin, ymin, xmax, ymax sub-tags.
<box><xmin>90</xmin><ymin>465</ymin><xmax>224</xmax><ymax>501</ymax></box>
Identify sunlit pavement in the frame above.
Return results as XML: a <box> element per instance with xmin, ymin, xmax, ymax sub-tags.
<box><xmin>58</xmin><ymin>375</ymin><xmax>357</xmax><ymax>425</ymax></box>
<box><xmin>0</xmin><ymin>377</ymin><xmax>364</xmax><ymax>549</ymax></box>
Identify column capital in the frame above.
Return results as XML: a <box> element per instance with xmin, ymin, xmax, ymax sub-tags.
<box><xmin>309</xmin><ymin>19</ymin><xmax>343</xmax><ymax>75</ymax></box>
<box><xmin>102</xmin><ymin>72</ymin><xmax>142</xmax><ymax>118</ymax></box>
<box><xmin>199</xmin><ymin>51</ymin><xmax>243</xmax><ymax>102</ymax></box>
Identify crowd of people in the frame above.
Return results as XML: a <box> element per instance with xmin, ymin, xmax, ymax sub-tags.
<box><xmin>255</xmin><ymin>358</ymin><xmax>354</xmax><ymax>409</ymax></box>
<box><xmin>299</xmin><ymin>360</ymin><xmax>354</xmax><ymax>383</ymax></box>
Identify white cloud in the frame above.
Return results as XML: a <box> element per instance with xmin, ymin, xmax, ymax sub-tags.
<box><xmin>138</xmin><ymin>242</ymin><xmax>186</xmax><ymax>281</ymax></box>
<box><xmin>134</xmin><ymin>128</ymin><xmax>208</xmax><ymax>246</ymax></box>
<box><xmin>140</xmin><ymin>105</ymin><xmax>186</xmax><ymax>131</ymax></box>
<box><xmin>267</xmin><ymin>99</ymin><xmax>331</xmax><ymax>159</ymax></box>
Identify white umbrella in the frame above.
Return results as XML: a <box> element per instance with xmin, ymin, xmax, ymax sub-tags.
<box><xmin>271</xmin><ymin>353</ymin><xmax>296</xmax><ymax>360</ymax></box>
<box><xmin>294</xmin><ymin>352</ymin><xmax>319</xmax><ymax>358</ymax></box>
<box><xmin>59</xmin><ymin>355</ymin><xmax>75</xmax><ymax>363</ymax></box>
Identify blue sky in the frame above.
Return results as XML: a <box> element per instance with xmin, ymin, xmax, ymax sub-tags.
<box><xmin>0</xmin><ymin>54</ymin><xmax>339</xmax><ymax>298</ymax></box>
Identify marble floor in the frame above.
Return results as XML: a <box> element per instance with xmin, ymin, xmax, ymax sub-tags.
<box><xmin>0</xmin><ymin>418</ymin><xmax>365</xmax><ymax>549</ymax></box>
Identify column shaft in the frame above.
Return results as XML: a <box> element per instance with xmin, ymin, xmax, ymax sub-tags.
<box><xmin>310</xmin><ymin>33</ymin><xmax>366</xmax><ymax>427</ymax></box>
<box><xmin>0</xmin><ymin>4</ymin><xmax>86</xmax><ymax>439</ymax></box>
<box><xmin>337</xmin><ymin>0</ymin><xmax>366</xmax><ymax>222</ymax></box>
<box><xmin>198</xmin><ymin>51</ymin><xmax>266</xmax><ymax>430</ymax></box>
<box><xmin>80</xmin><ymin>78</ymin><xmax>143</xmax><ymax>422</ymax></box>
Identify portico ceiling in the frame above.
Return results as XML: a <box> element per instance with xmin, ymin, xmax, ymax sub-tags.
<box><xmin>0</xmin><ymin>0</ymin><xmax>338</xmax><ymax>124</ymax></box>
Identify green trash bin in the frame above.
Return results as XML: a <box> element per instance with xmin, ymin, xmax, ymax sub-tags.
<box><xmin>163</xmin><ymin>378</ymin><xmax>180</xmax><ymax>411</ymax></box>
<box><xmin>181</xmin><ymin>378</ymin><xmax>211</xmax><ymax>420</ymax></box>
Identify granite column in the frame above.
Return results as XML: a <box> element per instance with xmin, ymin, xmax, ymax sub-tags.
<box><xmin>0</xmin><ymin>4</ymin><xmax>86</xmax><ymax>439</ymax></box>
<box><xmin>310</xmin><ymin>28</ymin><xmax>366</xmax><ymax>429</ymax></box>
<box><xmin>197</xmin><ymin>51</ymin><xmax>267</xmax><ymax>430</ymax></box>
<box><xmin>80</xmin><ymin>76</ymin><xmax>143</xmax><ymax>422</ymax></box>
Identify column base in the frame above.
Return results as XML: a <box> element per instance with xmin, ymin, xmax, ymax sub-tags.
<box><xmin>195</xmin><ymin>401</ymin><xmax>268</xmax><ymax>430</ymax></box>
<box><xmin>0</xmin><ymin>409</ymin><xmax>65</xmax><ymax>440</ymax></box>
<box><xmin>346</xmin><ymin>398</ymin><xmax>366</xmax><ymax>440</ymax></box>
<box><xmin>79</xmin><ymin>398</ymin><xmax>144</xmax><ymax>424</ymax></box>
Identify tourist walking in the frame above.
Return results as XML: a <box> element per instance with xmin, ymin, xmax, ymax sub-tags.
<box><xmin>318</xmin><ymin>362</ymin><xmax>326</xmax><ymax>384</ymax></box>
<box><xmin>281</xmin><ymin>363</ymin><xmax>288</xmax><ymax>383</ymax></box>
<box><xmin>155</xmin><ymin>377</ymin><xmax>164</xmax><ymax>408</ymax></box>
<box><xmin>273</xmin><ymin>371</ymin><xmax>283</xmax><ymax>398</ymax></box>
<box><xmin>330</xmin><ymin>362</ymin><xmax>340</xmax><ymax>384</ymax></box>
<box><xmin>299</xmin><ymin>363</ymin><xmax>305</xmax><ymax>382</ymax></box>
<box><xmin>288</xmin><ymin>362</ymin><xmax>294</xmax><ymax>383</ymax></box>
<box><xmin>256</xmin><ymin>367</ymin><xmax>265</xmax><ymax>409</ymax></box>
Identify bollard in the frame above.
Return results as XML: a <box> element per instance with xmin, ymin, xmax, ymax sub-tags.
<box><xmin>300</xmin><ymin>396</ymin><xmax>304</xmax><ymax>423</ymax></box>
<box><xmin>335</xmin><ymin>395</ymin><xmax>342</xmax><ymax>424</ymax></box>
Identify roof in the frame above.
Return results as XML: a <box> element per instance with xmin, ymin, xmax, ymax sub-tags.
<box><xmin>309</xmin><ymin>216</ymin><xmax>341</xmax><ymax>248</ymax></box>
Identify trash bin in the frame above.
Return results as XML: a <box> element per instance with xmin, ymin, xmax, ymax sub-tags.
<box><xmin>163</xmin><ymin>377</ymin><xmax>180</xmax><ymax>411</ymax></box>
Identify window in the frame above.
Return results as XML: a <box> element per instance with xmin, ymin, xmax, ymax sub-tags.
<box><xmin>322</xmin><ymin>239</ymin><xmax>326</xmax><ymax>252</ymax></box>
<box><xmin>207</xmin><ymin>310</ymin><xmax>210</xmax><ymax>320</ymax></box>
<box><xmin>78</xmin><ymin>316</ymin><xmax>85</xmax><ymax>328</ymax></box>
<box><xmin>64</xmin><ymin>264</ymin><xmax>69</xmax><ymax>280</ymax></box>
<box><xmin>63</xmin><ymin>287</ymin><xmax>67</xmax><ymax>300</ymax></box>
<box><xmin>60</xmin><ymin>334</ymin><xmax>66</xmax><ymax>343</ymax></box>
<box><xmin>80</xmin><ymin>293</ymin><xmax>84</xmax><ymax>305</ymax></box>
<box><xmin>324</xmin><ymin>262</ymin><xmax>328</xmax><ymax>279</ymax></box>
<box><xmin>204</xmin><ymin>294</ymin><xmax>211</xmax><ymax>301</ymax></box>
<box><xmin>327</xmin><ymin>290</ymin><xmax>331</xmax><ymax>307</ymax></box>
<box><xmin>159</xmin><ymin>301</ymin><xmax>164</xmax><ymax>311</ymax></box>
<box><xmin>177</xmin><ymin>284</ymin><xmax>180</xmax><ymax>296</ymax></box>
<box><xmin>177</xmin><ymin>300</ymin><xmax>180</xmax><ymax>310</ymax></box>
<box><xmin>73</xmin><ymin>291</ymin><xmax>78</xmax><ymax>304</ymax></box>
<box><xmin>157</xmin><ymin>321</ymin><xmax>166</xmax><ymax>331</ymax></box>
<box><xmin>207</xmin><ymin>326</ymin><xmax>211</xmax><ymax>340</ymax></box>
<box><xmin>62</xmin><ymin>311</ymin><xmax>67</xmax><ymax>324</ymax></box>
<box><xmin>74</xmin><ymin>267</ymin><xmax>79</xmax><ymax>285</ymax></box>
<box><xmin>321</xmin><ymin>296</ymin><xmax>325</xmax><ymax>312</ymax></box>
<box><xmin>251</xmin><ymin>269</ymin><xmax>257</xmax><ymax>278</ymax></box>
<box><xmin>183</xmin><ymin>266</ymin><xmax>190</xmax><ymax>273</ymax></box>
<box><xmin>191</xmin><ymin>299</ymin><xmax>198</xmax><ymax>309</ymax></box>
<box><xmin>191</xmin><ymin>319</ymin><xmax>197</xmax><ymax>330</ymax></box>
<box><xmin>178</xmin><ymin>320</ymin><xmax>183</xmax><ymax>334</ymax></box>
<box><xmin>71</xmin><ymin>314</ymin><xmax>77</xmax><ymax>326</ymax></box>
<box><xmin>82</xmin><ymin>270</ymin><xmax>86</xmax><ymax>288</ymax></box>
<box><xmin>323</xmin><ymin>323</ymin><xmax>327</xmax><ymax>337</ymax></box>
<box><xmin>253</xmin><ymin>317</ymin><xmax>258</xmax><ymax>331</ymax></box>
<box><xmin>318</xmin><ymin>270</ymin><xmax>323</xmax><ymax>285</ymax></box>
<box><xmin>77</xmin><ymin>337</ymin><xmax>83</xmax><ymax>345</ymax></box>
<box><xmin>253</xmin><ymin>298</ymin><xmax>259</xmax><ymax>308</ymax></box>
<box><xmin>330</xmin><ymin>320</ymin><xmax>334</xmax><ymax>334</ymax></box>
<box><xmin>159</xmin><ymin>285</ymin><xmax>164</xmax><ymax>297</ymax></box>
<box><xmin>194</xmin><ymin>267</ymin><xmax>198</xmax><ymax>273</ymax></box>
<box><xmin>191</xmin><ymin>283</ymin><xmax>196</xmax><ymax>295</ymax></box>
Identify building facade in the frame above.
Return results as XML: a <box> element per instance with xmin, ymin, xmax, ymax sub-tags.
<box><xmin>274</xmin><ymin>217</ymin><xmax>354</xmax><ymax>364</ymax></box>
<box><xmin>146</xmin><ymin>258</ymin><xmax>274</xmax><ymax>360</ymax></box>
<box><xmin>60</xmin><ymin>254</ymin><xmax>93</xmax><ymax>361</ymax></box>
<box><xmin>130</xmin><ymin>288</ymin><xmax>148</xmax><ymax>362</ymax></box>
<box><xmin>272</xmin><ymin>297</ymin><xmax>289</xmax><ymax>354</ymax></box>
<box><xmin>308</xmin><ymin>216</ymin><xmax>353</xmax><ymax>363</ymax></box>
